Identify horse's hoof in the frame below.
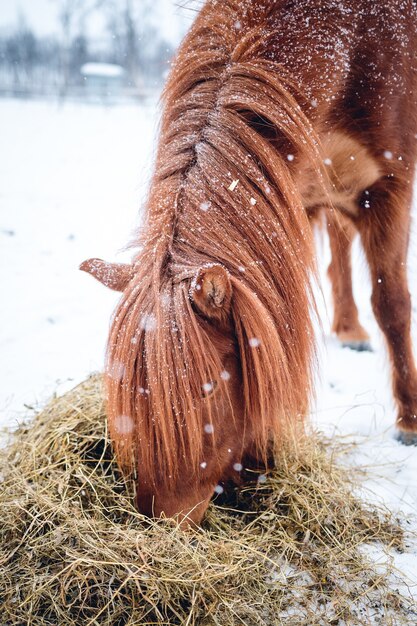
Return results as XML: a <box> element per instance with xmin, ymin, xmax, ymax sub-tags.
<box><xmin>394</xmin><ymin>430</ymin><xmax>417</xmax><ymax>446</ymax></box>
<box><xmin>341</xmin><ymin>340</ymin><xmax>373</xmax><ymax>353</ymax></box>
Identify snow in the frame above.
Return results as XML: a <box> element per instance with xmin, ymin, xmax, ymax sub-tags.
<box><xmin>140</xmin><ymin>312</ymin><xmax>157</xmax><ymax>332</ymax></box>
<box><xmin>114</xmin><ymin>414</ymin><xmax>134</xmax><ymax>435</ymax></box>
<box><xmin>0</xmin><ymin>98</ymin><xmax>156</xmax><ymax>420</ymax></box>
<box><xmin>1</xmin><ymin>97</ymin><xmax>417</xmax><ymax>594</ymax></box>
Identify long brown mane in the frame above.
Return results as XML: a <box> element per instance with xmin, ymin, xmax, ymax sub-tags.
<box><xmin>106</xmin><ymin>1</ymin><xmax>325</xmax><ymax>489</ymax></box>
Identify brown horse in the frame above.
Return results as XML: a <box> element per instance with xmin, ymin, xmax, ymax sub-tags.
<box><xmin>81</xmin><ymin>0</ymin><xmax>417</xmax><ymax>525</ymax></box>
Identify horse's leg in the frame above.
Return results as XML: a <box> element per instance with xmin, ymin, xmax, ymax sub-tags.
<box><xmin>327</xmin><ymin>211</ymin><xmax>371</xmax><ymax>351</ymax></box>
<box><xmin>357</xmin><ymin>184</ymin><xmax>417</xmax><ymax>442</ymax></box>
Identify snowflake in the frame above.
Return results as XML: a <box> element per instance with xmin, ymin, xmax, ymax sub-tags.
<box><xmin>140</xmin><ymin>313</ymin><xmax>156</xmax><ymax>332</ymax></box>
<box><xmin>108</xmin><ymin>359</ymin><xmax>125</xmax><ymax>381</ymax></box>
<box><xmin>114</xmin><ymin>414</ymin><xmax>134</xmax><ymax>435</ymax></box>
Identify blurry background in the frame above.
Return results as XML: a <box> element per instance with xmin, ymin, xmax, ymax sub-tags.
<box><xmin>0</xmin><ymin>0</ymin><xmax>192</xmax><ymax>102</ymax></box>
<box><xmin>0</xmin><ymin>1</ymin><xmax>198</xmax><ymax>419</ymax></box>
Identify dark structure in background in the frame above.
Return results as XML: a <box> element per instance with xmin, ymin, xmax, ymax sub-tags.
<box><xmin>0</xmin><ymin>0</ymin><xmax>182</xmax><ymax>101</ymax></box>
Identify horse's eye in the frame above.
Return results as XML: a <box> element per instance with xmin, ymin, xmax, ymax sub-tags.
<box><xmin>202</xmin><ymin>381</ymin><xmax>218</xmax><ymax>397</ymax></box>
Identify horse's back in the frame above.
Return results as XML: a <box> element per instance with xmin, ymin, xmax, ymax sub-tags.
<box><xmin>261</xmin><ymin>0</ymin><xmax>417</xmax><ymax>161</ymax></box>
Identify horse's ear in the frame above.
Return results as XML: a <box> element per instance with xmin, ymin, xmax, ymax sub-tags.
<box><xmin>191</xmin><ymin>264</ymin><xmax>232</xmax><ymax>321</ymax></box>
<box><xmin>80</xmin><ymin>258</ymin><xmax>134</xmax><ymax>292</ymax></box>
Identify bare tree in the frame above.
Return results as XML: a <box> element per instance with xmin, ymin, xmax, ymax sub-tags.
<box><xmin>2</xmin><ymin>16</ymin><xmax>39</xmax><ymax>94</ymax></box>
<box><xmin>103</xmin><ymin>0</ymin><xmax>171</xmax><ymax>87</ymax></box>
<box><xmin>0</xmin><ymin>0</ymin><xmax>185</xmax><ymax>99</ymax></box>
<box><xmin>52</xmin><ymin>0</ymin><xmax>101</xmax><ymax>94</ymax></box>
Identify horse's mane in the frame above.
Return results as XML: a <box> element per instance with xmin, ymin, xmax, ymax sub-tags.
<box><xmin>106</xmin><ymin>1</ymin><xmax>323</xmax><ymax>488</ymax></box>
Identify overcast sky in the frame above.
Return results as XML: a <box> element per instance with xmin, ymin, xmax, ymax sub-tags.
<box><xmin>0</xmin><ymin>0</ymin><xmax>192</xmax><ymax>44</ymax></box>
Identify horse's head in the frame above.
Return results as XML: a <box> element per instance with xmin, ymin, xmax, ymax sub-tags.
<box><xmin>81</xmin><ymin>253</ymin><xmax>299</xmax><ymax>525</ymax></box>
<box><xmin>81</xmin><ymin>258</ymin><xmax>262</xmax><ymax>525</ymax></box>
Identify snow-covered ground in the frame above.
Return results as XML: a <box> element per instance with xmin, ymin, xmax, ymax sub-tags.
<box><xmin>0</xmin><ymin>98</ymin><xmax>156</xmax><ymax>415</ymax></box>
<box><xmin>1</xmin><ymin>98</ymin><xmax>417</xmax><ymax>596</ymax></box>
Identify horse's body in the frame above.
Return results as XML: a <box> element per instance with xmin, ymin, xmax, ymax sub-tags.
<box><xmin>82</xmin><ymin>0</ymin><xmax>417</xmax><ymax>524</ymax></box>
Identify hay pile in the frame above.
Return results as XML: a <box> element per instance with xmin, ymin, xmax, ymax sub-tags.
<box><xmin>0</xmin><ymin>375</ymin><xmax>414</xmax><ymax>625</ymax></box>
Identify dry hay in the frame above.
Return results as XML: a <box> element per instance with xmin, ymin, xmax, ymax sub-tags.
<box><xmin>0</xmin><ymin>375</ymin><xmax>415</xmax><ymax>625</ymax></box>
